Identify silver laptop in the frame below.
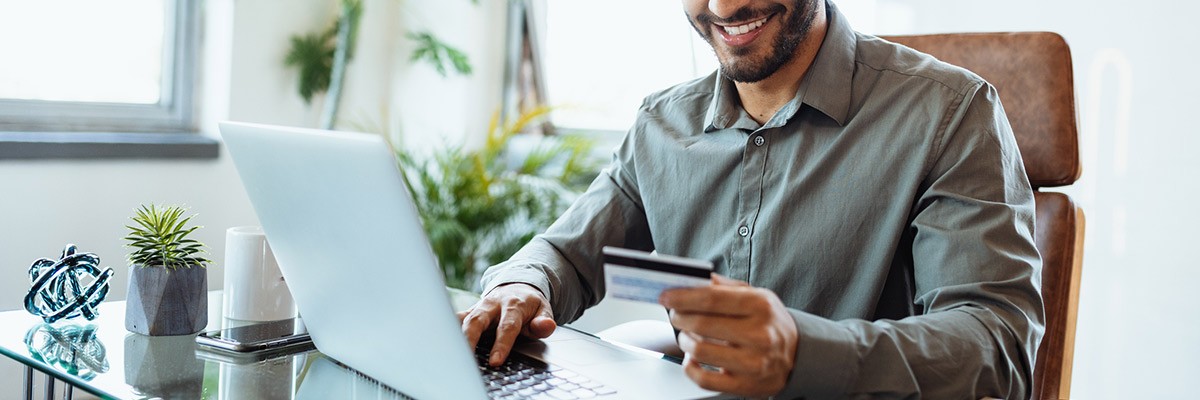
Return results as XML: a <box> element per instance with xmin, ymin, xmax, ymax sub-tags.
<box><xmin>220</xmin><ymin>122</ymin><xmax>721</xmax><ymax>400</ymax></box>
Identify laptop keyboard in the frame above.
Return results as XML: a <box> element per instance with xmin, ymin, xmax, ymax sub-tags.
<box><xmin>476</xmin><ymin>348</ymin><xmax>617</xmax><ymax>399</ymax></box>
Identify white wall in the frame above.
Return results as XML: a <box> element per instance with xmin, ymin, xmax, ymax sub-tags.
<box><xmin>0</xmin><ymin>0</ymin><xmax>505</xmax><ymax>398</ymax></box>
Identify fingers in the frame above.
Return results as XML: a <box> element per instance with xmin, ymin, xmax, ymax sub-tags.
<box><xmin>681</xmin><ymin>353</ymin><xmax>742</xmax><ymax>394</ymax></box>
<box><xmin>711</xmin><ymin>273</ymin><xmax>749</xmax><ymax>287</ymax></box>
<box><xmin>660</xmin><ymin>284</ymin><xmax>766</xmax><ymax>316</ymax></box>
<box><xmin>460</xmin><ymin>283</ymin><xmax>555</xmax><ymax>366</ymax></box>
<box><xmin>488</xmin><ymin>301</ymin><xmax>528</xmax><ymax>366</ymax></box>
<box><xmin>677</xmin><ymin>331</ymin><xmax>758</xmax><ymax>373</ymax></box>
<box><xmin>669</xmin><ymin>309</ymin><xmax>761</xmax><ymax>347</ymax></box>
<box><xmin>460</xmin><ymin>302</ymin><xmax>498</xmax><ymax>351</ymax></box>
<box><xmin>523</xmin><ymin>303</ymin><xmax>557</xmax><ymax>339</ymax></box>
<box><xmin>662</xmin><ymin>282</ymin><xmax>779</xmax><ymax>346</ymax></box>
<box><xmin>668</xmin><ymin>283</ymin><xmax>798</xmax><ymax>397</ymax></box>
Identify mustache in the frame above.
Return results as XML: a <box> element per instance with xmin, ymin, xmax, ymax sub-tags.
<box><xmin>694</xmin><ymin>3</ymin><xmax>786</xmax><ymax>26</ymax></box>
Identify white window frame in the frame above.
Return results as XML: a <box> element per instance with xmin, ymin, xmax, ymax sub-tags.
<box><xmin>0</xmin><ymin>0</ymin><xmax>199</xmax><ymax>134</ymax></box>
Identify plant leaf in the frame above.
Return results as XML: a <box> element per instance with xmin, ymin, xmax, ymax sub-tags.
<box><xmin>407</xmin><ymin>31</ymin><xmax>472</xmax><ymax>77</ymax></box>
<box><xmin>124</xmin><ymin>204</ymin><xmax>209</xmax><ymax>268</ymax></box>
<box><xmin>392</xmin><ymin>107</ymin><xmax>598</xmax><ymax>290</ymax></box>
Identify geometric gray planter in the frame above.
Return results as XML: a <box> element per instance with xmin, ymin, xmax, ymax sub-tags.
<box><xmin>125</xmin><ymin>265</ymin><xmax>207</xmax><ymax>336</ymax></box>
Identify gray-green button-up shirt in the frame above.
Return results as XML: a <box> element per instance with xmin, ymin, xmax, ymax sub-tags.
<box><xmin>482</xmin><ymin>2</ymin><xmax>1044</xmax><ymax>398</ymax></box>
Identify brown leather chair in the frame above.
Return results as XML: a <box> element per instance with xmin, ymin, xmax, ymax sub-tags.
<box><xmin>882</xmin><ymin>32</ymin><xmax>1086</xmax><ymax>400</ymax></box>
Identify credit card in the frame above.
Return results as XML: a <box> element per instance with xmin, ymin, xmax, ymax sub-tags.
<box><xmin>602</xmin><ymin>246</ymin><xmax>713</xmax><ymax>304</ymax></box>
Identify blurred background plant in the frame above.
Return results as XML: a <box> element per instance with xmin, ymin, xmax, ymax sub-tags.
<box><xmin>393</xmin><ymin>107</ymin><xmax>598</xmax><ymax>290</ymax></box>
<box><xmin>285</xmin><ymin>0</ymin><xmax>474</xmax><ymax>129</ymax></box>
<box><xmin>286</xmin><ymin>0</ymin><xmax>591</xmax><ymax>290</ymax></box>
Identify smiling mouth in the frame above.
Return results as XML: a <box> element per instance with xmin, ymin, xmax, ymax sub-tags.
<box><xmin>718</xmin><ymin>15</ymin><xmax>770</xmax><ymax>36</ymax></box>
<box><xmin>713</xmin><ymin>13</ymin><xmax>774</xmax><ymax>47</ymax></box>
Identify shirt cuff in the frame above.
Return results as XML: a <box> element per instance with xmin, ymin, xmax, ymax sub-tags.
<box><xmin>773</xmin><ymin>309</ymin><xmax>860</xmax><ymax>399</ymax></box>
<box><xmin>481</xmin><ymin>265</ymin><xmax>554</xmax><ymax>304</ymax></box>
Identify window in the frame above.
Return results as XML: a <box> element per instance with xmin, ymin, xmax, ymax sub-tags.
<box><xmin>0</xmin><ymin>0</ymin><xmax>199</xmax><ymax>133</ymax></box>
<box><xmin>543</xmin><ymin>0</ymin><xmax>717</xmax><ymax>132</ymax></box>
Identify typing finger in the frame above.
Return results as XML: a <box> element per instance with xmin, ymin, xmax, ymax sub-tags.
<box><xmin>461</xmin><ymin>301</ymin><xmax>497</xmax><ymax>351</ymax></box>
<box><xmin>488</xmin><ymin>302</ymin><xmax>528</xmax><ymax>366</ymax></box>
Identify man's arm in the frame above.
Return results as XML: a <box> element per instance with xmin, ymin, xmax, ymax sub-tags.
<box><xmin>480</xmin><ymin>140</ymin><xmax>655</xmax><ymax>321</ymax></box>
<box><xmin>777</xmin><ymin>81</ymin><xmax>1044</xmax><ymax>399</ymax></box>
<box><xmin>464</xmin><ymin>122</ymin><xmax>655</xmax><ymax>363</ymax></box>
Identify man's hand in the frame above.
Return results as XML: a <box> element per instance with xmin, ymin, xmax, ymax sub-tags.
<box><xmin>458</xmin><ymin>283</ymin><xmax>557</xmax><ymax>366</ymax></box>
<box><xmin>660</xmin><ymin>275</ymin><xmax>799</xmax><ymax>397</ymax></box>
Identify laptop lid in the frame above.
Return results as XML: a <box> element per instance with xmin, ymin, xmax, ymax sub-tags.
<box><xmin>220</xmin><ymin>121</ymin><xmax>488</xmax><ymax>400</ymax></box>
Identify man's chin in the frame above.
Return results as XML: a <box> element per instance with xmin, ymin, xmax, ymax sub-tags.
<box><xmin>720</xmin><ymin>66</ymin><xmax>773</xmax><ymax>84</ymax></box>
<box><xmin>716</xmin><ymin>55</ymin><xmax>775</xmax><ymax>83</ymax></box>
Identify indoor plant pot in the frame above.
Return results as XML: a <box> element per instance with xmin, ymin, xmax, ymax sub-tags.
<box><xmin>125</xmin><ymin>265</ymin><xmax>207</xmax><ymax>335</ymax></box>
<box><xmin>123</xmin><ymin>204</ymin><xmax>212</xmax><ymax>336</ymax></box>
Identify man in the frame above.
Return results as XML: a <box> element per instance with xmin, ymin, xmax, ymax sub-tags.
<box><xmin>460</xmin><ymin>0</ymin><xmax>1044</xmax><ymax>398</ymax></box>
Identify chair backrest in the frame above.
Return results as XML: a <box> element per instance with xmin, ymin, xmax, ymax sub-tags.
<box><xmin>882</xmin><ymin>32</ymin><xmax>1086</xmax><ymax>400</ymax></box>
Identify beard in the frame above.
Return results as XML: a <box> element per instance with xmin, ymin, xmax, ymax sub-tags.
<box><xmin>688</xmin><ymin>0</ymin><xmax>819</xmax><ymax>83</ymax></box>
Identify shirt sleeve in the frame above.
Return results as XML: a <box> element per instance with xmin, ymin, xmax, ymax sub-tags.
<box><xmin>775</xmin><ymin>82</ymin><xmax>1045</xmax><ymax>399</ymax></box>
<box><xmin>480</xmin><ymin>120</ymin><xmax>655</xmax><ymax>323</ymax></box>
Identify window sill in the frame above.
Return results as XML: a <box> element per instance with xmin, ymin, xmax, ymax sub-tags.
<box><xmin>0</xmin><ymin>131</ymin><xmax>219</xmax><ymax>160</ymax></box>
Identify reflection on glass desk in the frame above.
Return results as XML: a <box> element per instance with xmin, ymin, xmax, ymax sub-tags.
<box><xmin>0</xmin><ymin>289</ymin><xmax>481</xmax><ymax>399</ymax></box>
<box><xmin>25</xmin><ymin>323</ymin><xmax>110</xmax><ymax>380</ymax></box>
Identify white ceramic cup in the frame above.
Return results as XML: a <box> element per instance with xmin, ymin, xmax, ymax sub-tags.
<box><xmin>223</xmin><ymin>226</ymin><xmax>296</xmax><ymax>322</ymax></box>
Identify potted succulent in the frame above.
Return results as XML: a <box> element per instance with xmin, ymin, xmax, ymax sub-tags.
<box><xmin>123</xmin><ymin>204</ymin><xmax>211</xmax><ymax>336</ymax></box>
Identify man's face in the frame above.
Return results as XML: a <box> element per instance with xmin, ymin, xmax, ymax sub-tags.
<box><xmin>684</xmin><ymin>0</ymin><xmax>820</xmax><ymax>83</ymax></box>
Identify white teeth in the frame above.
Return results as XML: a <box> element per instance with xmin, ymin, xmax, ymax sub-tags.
<box><xmin>722</xmin><ymin>18</ymin><xmax>767</xmax><ymax>36</ymax></box>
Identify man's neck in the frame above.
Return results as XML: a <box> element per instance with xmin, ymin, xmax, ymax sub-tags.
<box><xmin>735</xmin><ymin>5</ymin><xmax>829</xmax><ymax>125</ymax></box>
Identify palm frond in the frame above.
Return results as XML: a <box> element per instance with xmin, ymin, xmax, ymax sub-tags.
<box><xmin>284</xmin><ymin>32</ymin><xmax>334</xmax><ymax>104</ymax></box>
<box><xmin>283</xmin><ymin>0</ymin><xmax>361</xmax><ymax>104</ymax></box>
<box><xmin>407</xmin><ymin>31</ymin><xmax>473</xmax><ymax>77</ymax></box>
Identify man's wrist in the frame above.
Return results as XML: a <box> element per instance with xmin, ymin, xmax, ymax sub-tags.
<box><xmin>773</xmin><ymin>309</ymin><xmax>859</xmax><ymax>399</ymax></box>
<box><xmin>487</xmin><ymin>282</ymin><xmax>548</xmax><ymax>300</ymax></box>
<box><xmin>480</xmin><ymin>265</ymin><xmax>556</xmax><ymax>319</ymax></box>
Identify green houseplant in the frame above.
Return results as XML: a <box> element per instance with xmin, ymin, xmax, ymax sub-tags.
<box><xmin>396</xmin><ymin>107</ymin><xmax>598</xmax><ymax>290</ymax></box>
<box><xmin>284</xmin><ymin>0</ymin><xmax>474</xmax><ymax>129</ymax></box>
<box><xmin>123</xmin><ymin>204</ymin><xmax>212</xmax><ymax>336</ymax></box>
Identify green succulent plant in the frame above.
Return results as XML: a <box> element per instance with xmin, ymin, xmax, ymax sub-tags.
<box><xmin>124</xmin><ymin>204</ymin><xmax>211</xmax><ymax>270</ymax></box>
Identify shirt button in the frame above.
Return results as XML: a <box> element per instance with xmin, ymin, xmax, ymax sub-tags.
<box><xmin>738</xmin><ymin>226</ymin><xmax>750</xmax><ymax>237</ymax></box>
<box><xmin>754</xmin><ymin>135</ymin><xmax>765</xmax><ymax>147</ymax></box>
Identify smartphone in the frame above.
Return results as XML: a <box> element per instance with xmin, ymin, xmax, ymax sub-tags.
<box><xmin>196</xmin><ymin>318</ymin><xmax>313</xmax><ymax>354</ymax></box>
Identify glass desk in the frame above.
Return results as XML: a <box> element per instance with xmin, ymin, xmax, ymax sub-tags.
<box><xmin>0</xmin><ymin>290</ymin><xmax>481</xmax><ymax>400</ymax></box>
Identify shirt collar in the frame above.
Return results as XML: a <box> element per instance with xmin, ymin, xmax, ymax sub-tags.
<box><xmin>704</xmin><ymin>0</ymin><xmax>857</xmax><ymax>133</ymax></box>
<box><xmin>703</xmin><ymin>76</ymin><xmax>760</xmax><ymax>131</ymax></box>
